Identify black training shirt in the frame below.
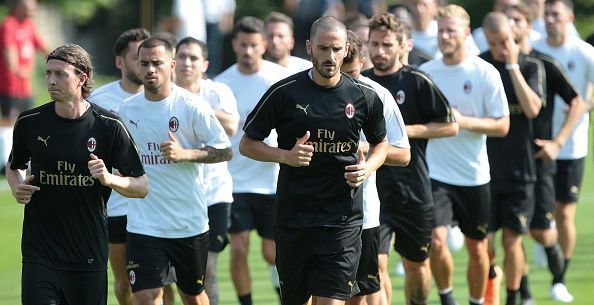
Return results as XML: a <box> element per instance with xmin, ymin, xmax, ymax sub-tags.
<box><xmin>243</xmin><ymin>70</ymin><xmax>386</xmax><ymax>228</ymax></box>
<box><xmin>10</xmin><ymin>102</ymin><xmax>144</xmax><ymax>271</ymax></box>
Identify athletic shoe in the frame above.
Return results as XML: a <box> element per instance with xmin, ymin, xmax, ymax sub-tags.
<box><xmin>447</xmin><ymin>225</ymin><xmax>465</xmax><ymax>251</ymax></box>
<box><xmin>550</xmin><ymin>283</ymin><xmax>574</xmax><ymax>302</ymax></box>
<box><xmin>484</xmin><ymin>265</ymin><xmax>502</xmax><ymax>305</ymax></box>
<box><xmin>520</xmin><ymin>298</ymin><xmax>536</xmax><ymax>305</ymax></box>
<box><xmin>395</xmin><ymin>261</ymin><xmax>405</xmax><ymax>277</ymax></box>
<box><xmin>533</xmin><ymin>243</ymin><xmax>547</xmax><ymax>268</ymax></box>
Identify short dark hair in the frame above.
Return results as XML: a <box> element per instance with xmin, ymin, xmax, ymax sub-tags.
<box><xmin>504</xmin><ymin>3</ymin><xmax>534</xmax><ymax>25</ymax></box>
<box><xmin>47</xmin><ymin>44</ymin><xmax>94</xmax><ymax>99</ymax></box>
<box><xmin>113</xmin><ymin>28</ymin><xmax>150</xmax><ymax>57</ymax></box>
<box><xmin>233</xmin><ymin>16</ymin><xmax>265</xmax><ymax>38</ymax></box>
<box><xmin>344</xmin><ymin>12</ymin><xmax>369</xmax><ymax>32</ymax></box>
<box><xmin>369</xmin><ymin>13</ymin><xmax>408</xmax><ymax>44</ymax></box>
<box><xmin>545</xmin><ymin>0</ymin><xmax>574</xmax><ymax>11</ymax></box>
<box><xmin>138</xmin><ymin>37</ymin><xmax>174</xmax><ymax>57</ymax></box>
<box><xmin>152</xmin><ymin>31</ymin><xmax>178</xmax><ymax>52</ymax></box>
<box><xmin>265</xmin><ymin>12</ymin><xmax>294</xmax><ymax>32</ymax></box>
<box><xmin>309</xmin><ymin>16</ymin><xmax>347</xmax><ymax>41</ymax></box>
<box><xmin>176</xmin><ymin>37</ymin><xmax>208</xmax><ymax>59</ymax></box>
<box><xmin>344</xmin><ymin>30</ymin><xmax>363</xmax><ymax>64</ymax></box>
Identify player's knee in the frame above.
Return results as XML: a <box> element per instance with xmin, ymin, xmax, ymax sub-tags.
<box><xmin>403</xmin><ymin>259</ymin><xmax>430</xmax><ymax>280</ymax></box>
<box><xmin>230</xmin><ymin>239</ymin><xmax>249</xmax><ymax>258</ymax></box>
<box><xmin>378</xmin><ymin>254</ymin><xmax>389</xmax><ymax>271</ymax></box>
<box><xmin>465</xmin><ymin>240</ymin><xmax>487</xmax><ymax>261</ymax></box>
<box><xmin>113</xmin><ymin>279</ymin><xmax>132</xmax><ymax>298</ymax></box>
<box><xmin>133</xmin><ymin>289</ymin><xmax>161</xmax><ymax>305</ymax></box>
<box><xmin>502</xmin><ymin>229</ymin><xmax>522</xmax><ymax>250</ymax></box>
<box><xmin>431</xmin><ymin>234</ymin><xmax>447</xmax><ymax>252</ymax></box>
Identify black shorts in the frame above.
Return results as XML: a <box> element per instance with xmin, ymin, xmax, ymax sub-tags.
<box><xmin>126</xmin><ymin>232</ymin><xmax>208</xmax><ymax>295</ymax></box>
<box><xmin>488</xmin><ymin>182</ymin><xmax>534</xmax><ymax>234</ymax></box>
<box><xmin>378</xmin><ymin>207</ymin><xmax>433</xmax><ymax>262</ymax></box>
<box><xmin>108</xmin><ymin>216</ymin><xmax>127</xmax><ymax>244</ymax></box>
<box><xmin>275</xmin><ymin>226</ymin><xmax>362</xmax><ymax>305</ymax></box>
<box><xmin>555</xmin><ymin>158</ymin><xmax>585</xmax><ymax>204</ymax></box>
<box><xmin>432</xmin><ymin>180</ymin><xmax>491</xmax><ymax>240</ymax></box>
<box><xmin>229</xmin><ymin>193</ymin><xmax>274</xmax><ymax>239</ymax></box>
<box><xmin>355</xmin><ymin>227</ymin><xmax>380</xmax><ymax>296</ymax></box>
<box><xmin>208</xmin><ymin>202</ymin><xmax>230</xmax><ymax>253</ymax></box>
<box><xmin>531</xmin><ymin>173</ymin><xmax>556</xmax><ymax>230</ymax></box>
<box><xmin>0</xmin><ymin>94</ymin><xmax>33</xmax><ymax>119</ymax></box>
<box><xmin>22</xmin><ymin>263</ymin><xmax>107</xmax><ymax>305</ymax></box>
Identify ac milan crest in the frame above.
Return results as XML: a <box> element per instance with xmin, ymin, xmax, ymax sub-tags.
<box><xmin>567</xmin><ymin>60</ymin><xmax>575</xmax><ymax>71</ymax></box>
<box><xmin>87</xmin><ymin>137</ymin><xmax>96</xmax><ymax>152</ymax></box>
<box><xmin>463</xmin><ymin>81</ymin><xmax>472</xmax><ymax>94</ymax></box>
<box><xmin>169</xmin><ymin>117</ymin><xmax>179</xmax><ymax>132</ymax></box>
<box><xmin>129</xmin><ymin>270</ymin><xmax>136</xmax><ymax>284</ymax></box>
<box><xmin>395</xmin><ymin>90</ymin><xmax>406</xmax><ymax>105</ymax></box>
<box><xmin>345</xmin><ymin>102</ymin><xmax>355</xmax><ymax>119</ymax></box>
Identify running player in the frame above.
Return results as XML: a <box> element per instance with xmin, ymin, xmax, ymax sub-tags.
<box><xmin>240</xmin><ymin>16</ymin><xmax>389</xmax><ymax>305</ymax></box>
<box><xmin>7</xmin><ymin>43</ymin><xmax>148</xmax><ymax>305</ymax></box>
<box><xmin>264</xmin><ymin>12</ymin><xmax>312</xmax><ymax>73</ymax></box>
<box><xmin>174</xmin><ymin>36</ymin><xmax>239</xmax><ymax>305</ymax></box>
<box><xmin>480</xmin><ymin>12</ymin><xmax>544</xmax><ymax>305</ymax></box>
<box><xmin>504</xmin><ymin>3</ymin><xmax>587</xmax><ymax>304</ymax></box>
<box><xmin>531</xmin><ymin>0</ymin><xmax>594</xmax><ymax>301</ymax></box>
<box><xmin>119</xmin><ymin>37</ymin><xmax>232</xmax><ymax>305</ymax></box>
<box><xmin>362</xmin><ymin>12</ymin><xmax>458</xmax><ymax>305</ymax></box>
<box><xmin>214</xmin><ymin>16</ymin><xmax>289</xmax><ymax>305</ymax></box>
<box><xmin>88</xmin><ymin>27</ymin><xmax>150</xmax><ymax>305</ymax></box>
<box><xmin>341</xmin><ymin>29</ymin><xmax>411</xmax><ymax>305</ymax></box>
<box><xmin>419</xmin><ymin>5</ymin><xmax>510</xmax><ymax>305</ymax></box>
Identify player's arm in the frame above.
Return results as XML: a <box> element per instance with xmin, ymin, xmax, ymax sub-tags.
<box><xmin>506</xmin><ymin>38</ymin><xmax>541</xmax><ymax>118</ymax></box>
<box><xmin>214</xmin><ymin>110</ymin><xmax>239</xmax><ymax>136</ymax></box>
<box><xmin>406</xmin><ymin>122</ymin><xmax>458</xmax><ymax>139</ymax></box>
<box><xmin>345</xmin><ymin>138</ymin><xmax>389</xmax><ymax>187</ymax></box>
<box><xmin>160</xmin><ymin>131</ymin><xmax>232</xmax><ymax>163</ymax></box>
<box><xmin>6</xmin><ymin>161</ymin><xmax>40</xmax><ymax>204</ymax></box>
<box><xmin>240</xmin><ymin>132</ymin><xmax>314</xmax><ymax>167</ymax></box>
<box><xmin>87</xmin><ymin>154</ymin><xmax>148</xmax><ymax>198</ymax></box>
<box><xmin>359</xmin><ymin>139</ymin><xmax>409</xmax><ymax>167</ymax></box>
<box><xmin>453</xmin><ymin>109</ymin><xmax>509</xmax><ymax>137</ymax></box>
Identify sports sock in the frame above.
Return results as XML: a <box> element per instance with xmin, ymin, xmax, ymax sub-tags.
<box><xmin>505</xmin><ymin>288</ymin><xmax>517</xmax><ymax>305</ymax></box>
<box><xmin>269</xmin><ymin>265</ymin><xmax>281</xmax><ymax>298</ymax></box>
<box><xmin>468</xmin><ymin>296</ymin><xmax>484</xmax><ymax>305</ymax></box>
<box><xmin>488</xmin><ymin>265</ymin><xmax>497</xmax><ymax>279</ymax></box>
<box><xmin>439</xmin><ymin>288</ymin><xmax>456</xmax><ymax>305</ymax></box>
<box><xmin>546</xmin><ymin>243</ymin><xmax>565</xmax><ymax>284</ymax></box>
<box><xmin>410</xmin><ymin>300</ymin><xmax>427</xmax><ymax>305</ymax></box>
<box><xmin>238</xmin><ymin>293</ymin><xmax>252</xmax><ymax>305</ymax></box>
<box><xmin>519</xmin><ymin>275</ymin><xmax>532</xmax><ymax>299</ymax></box>
<box><xmin>556</xmin><ymin>258</ymin><xmax>571</xmax><ymax>285</ymax></box>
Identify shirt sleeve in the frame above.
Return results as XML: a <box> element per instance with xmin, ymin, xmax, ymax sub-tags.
<box><xmin>483</xmin><ymin>68</ymin><xmax>510</xmax><ymax>118</ymax></box>
<box><xmin>110</xmin><ymin>117</ymin><xmax>145</xmax><ymax>177</ymax></box>
<box><xmin>0</xmin><ymin>19</ymin><xmax>16</xmax><ymax>49</ymax></box>
<box><xmin>192</xmin><ymin>99</ymin><xmax>232</xmax><ymax>149</ymax></box>
<box><xmin>8</xmin><ymin>117</ymin><xmax>31</xmax><ymax>170</ymax></box>
<box><xmin>242</xmin><ymin>83</ymin><xmax>282</xmax><ymax>141</ymax></box>
<box><xmin>416</xmin><ymin>72</ymin><xmax>455</xmax><ymax>123</ymax></box>
<box><xmin>213</xmin><ymin>82</ymin><xmax>240</xmax><ymax>120</ymax></box>
<box><xmin>548</xmin><ymin>58</ymin><xmax>578</xmax><ymax>105</ymax></box>
<box><xmin>380</xmin><ymin>88</ymin><xmax>410</xmax><ymax>149</ymax></box>
<box><xmin>522</xmin><ymin>57</ymin><xmax>545</xmax><ymax>101</ymax></box>
<box><xmin>31</xmin><ymin>22</ymin><xmax>45</xmax><ymax>51</ymax></box>
<box><xmin>361</xmin><ymin>90</ymin><xmax>386</xmax><ymax>145</ymax></box>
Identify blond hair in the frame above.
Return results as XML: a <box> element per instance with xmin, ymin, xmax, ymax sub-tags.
<box><xmin>437</xmin><ymin>4</ymin><xmax>471</xmax><ymax>26</ymax></box>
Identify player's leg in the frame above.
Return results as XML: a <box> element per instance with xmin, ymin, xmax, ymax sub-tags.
<box><xmin>347</xmin><ymin>227</ymin><xmax>381</xmax><ymax>305</ymax></box>
<box><xmin>108</xmin><ymin>216</ymin><xmax>133</xmax><ymax>305</ymax></box>
<box><xmin>205</xmin><ymin>202</ymin><xmax>231</xmax><ymax>305</ymax></box>
<box><xmin>254</xmin><ymin>194</ymin><xmax>281</xmax><ymax>298</ymax></box>
<box><xmin>22</xmin><ymin>263</ymin><xmax>66</xmax><ymax>305</ymax></box>
<box><xmin>62</xmin><ymin>269</ymin><xmax>108</xmax><ymax>305</ymax></box>
<box><xmin>485</xmin><ymin>188</ymin><xmax>502</xmax><ymax>305</ymax></box>
<box><xmin>228</xmin><ymin>193</ymin><xmax>256</xmax><ymax>305</ymax></box>
<box><xmin>377</xmin><ymin>223</ymin><xmax>394</xmax><ymax>305</ymax></box>
<box><xmin>169</xmin><ymin>232</ymin><xmax>209</xmax><ymax>305</ymax></box>
<box><xmin>276</xmin><ymin>227</ymin><xmax>313</xmax><ymax>305</ymax></box>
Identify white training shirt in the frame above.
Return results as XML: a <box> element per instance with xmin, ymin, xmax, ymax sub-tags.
<box><xmin>120</xmin><ymin>84</ymin><xmax>231</xmax><ymax>238</ymax></box>
<box><xmin>214</xmin><ymin>60</ymin><xmax>290</xmax><ymax>194</ymax></box>
<box><xmin>420</xmin><ymin>56</ymin><xmax>509</xmax><ymax>186</ymax></box>
<box><xmin>286</xmin><ymin>56</ymin><xmax>313</xmax><ymax>74</ymax></box>
<box><xmin>88</xmin><ymin>80</ymin><xmax>140</xmax><ymax>217</ymax></box>
<box><xmin>358</xmin><ymin>75</ymin><xmax>410</xmax><ymax>229</ymax></box>
<box><xmin>473</xmin><ymin>26</ymin><xmax>542</xmax><ymax>53</ymax></box>
<box><xmin>532</xmin><ymin>19</ymin><xmax>580</xmax><ymax>40</ymax></box>
<box><xmin>412</xmin><ymin>20</ymin><xmax>480</xmax><ymax>58</ymax></box>
<box><xmin>533</xmin><ymin>36</ymin><xmax>594</xmax><ymax>159</ymax></box>
<box><xmin>197</xmin><ymin>79</ymin><xmax>239</xmax><ymax>206</ymax></box>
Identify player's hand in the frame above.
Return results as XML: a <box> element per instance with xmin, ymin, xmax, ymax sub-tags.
<box><xmin>160</xmin><ymin>131</ymin><xmax>187</xmax><ymax>162</ymax></box>
<box><xmin>89</xmin><ymin>153</ymin><xmax>112</xmax><ymax>186</ymax></box>
<box><xmin>505</xmin><ymin>36</ymin><xmax>520</xmax><ymax>65</ymax></box>
<box><xmin>451</xmin><ymin>108</ymin><xmax>467</xmax><ymax>129</ymax></box>
<box><xmin>13</xmin><ymin>175</ymin><xmax>40</xmax><ymax>204</ymax></box>
<box><xmin>283</xmin><ymin>131</ymin><xmax>314</xmax><ymax>167</ymax></box>
<box><xmin>534</xmin><ymin>138</ymin><xmax>562</xmax><ymax>161</ymax></box>
<box><xmin>344</xmin><ymin>149</ymin><xmax>370</xmax><ymax>188</ymax></box>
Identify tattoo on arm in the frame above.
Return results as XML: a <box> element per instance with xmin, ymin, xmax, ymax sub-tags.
<box><xmin>196</xmin><ymin>146</ymin><xmax>233</xmax><ymax>163</ymax></box>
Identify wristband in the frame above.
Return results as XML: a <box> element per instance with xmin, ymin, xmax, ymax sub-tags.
<box><xmin>505</xmin><ymin>64</ymin><xmax>519</xmax><ymax>70</ymax></box>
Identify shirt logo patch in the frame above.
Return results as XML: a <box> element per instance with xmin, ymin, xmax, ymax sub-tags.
<box><xmin>169</xmin><ymin>117</ymin><xmax>179</xmax><ymax>132</ymax></box>
<box><xmin>463</xmin><ymin>81</ymin><xmax>472</xmax><ymax>94</ymax></box>
<box><xmin>345</xmin><ymin>102</ymin><xmax>355</xmax><ymax>119</ymax></box>
<box><xmin>395</xmin><ymin>90</ymin><xmax>405</xmax><ymax>105</ymax></box>
<box><xmin>87</xmin><ymin>137</ymin><xmax>97</xmax><ymax>152</ymax></box>
<box><xmin>129</xmin><ymin>119</ymin><xmax>139</xmax><ymax>129</ymax></box>
<box><xmin>37</xmin><ymin>136</ymin><xmax>50</xmax><ymax>147</ymax></box>
<box><xmin>129</xmin><ymin>270</ymin><xmax>136</xmax><ymax>285</ymax></box>
<box><xmin>567</xmin><ymin>59</ymin><xmax>575</xmax><ymax>71</ymax></box>
<box><xmin>295</xmin><ymin>103</ymin><xmax>309</xmax><ymax>115</ymax></box>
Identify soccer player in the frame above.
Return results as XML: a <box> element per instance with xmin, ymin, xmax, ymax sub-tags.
<box><xmin>7</xmin><ymin>43</ymin><xmax>148</xmax><ymax>305</ymax></box>
<box><xmin>344</xmin><ymin>13</ymin><xmax>374</xmax><ymax>70</ymax></box>
<box><xmin>239</xmin><ymin>16</ymin><xmax>389</xmax><ymax>305</ymax></box>
<box><xmin>480</xmin><ymin>12</ymin><xmax>544</xmax><ymax>305</ymax></box>
<box><xmin>341</xmin><ymin>29</ymin><xmax>411</xmax><ymax>305</ymax></box>
<box><xmin>119</xmin><ymin>37</ymin><xmax>232</xmax><ymax>305</ymax></box>
<box><xmin>174</xmin><ymin>36</ymin><xmax>239</xmax><ymax>305</ymax></box>
<box><xmin>504</xmin><ymin>3</ymin><xmax>587</xmax><ymax>304</ymax></box>
<box><xmin>524</xmin><ymin>0</ymin><xmax>579</xmax><ymax>39</ymax></box>
<box><xmin>214</xmin><ymin>16</ymin><xmax>289</xmax><ymax>305</ymax></box>
<box><xmin>88</xmin><ymin>27</ymin><xmax>150</xmax><ymax>305</ymax></box>
<box><xmin>419</xmin><ymin>5</ymin><xmax>510</xmax><ymax>305</ymax></box>
<box><xmin>362</xmin><ymin>13</ymin><xmax>458</xmax><ymax>305</ymax></box>
<box><xmin>532</xmin><ymin>0</ymin><xmax>594</xmax><ymax>301</ymax></box>
<box><xmin>264</xmin><ymin>12</ymin><xmax>312</xmax><ymax>73</ymax></box>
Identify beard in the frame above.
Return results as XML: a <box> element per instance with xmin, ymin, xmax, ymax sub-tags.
<box><xmin>312</xmin><ymin>56</ymin><xmax>339</xmax><ymax>79</ymax></box>
<box><xmin>127</xmin><ymin>70</ymin><xmax>143</xmax><ymax>86</ymax></box>
<box><xmin>371</xmin><ymin>55</ymin><xmax>397</xmax><ymax>72</ymax></box>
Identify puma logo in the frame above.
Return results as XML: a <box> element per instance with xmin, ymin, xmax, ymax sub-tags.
<box><xmin>129</xmin><ymin>119</ymin><xmax>139</xmax><ymax>129</ymax></box>
<box><xmin>37</xmin><ymin>136</ymin><xmax>50</xmax><ymax>146</ymax></box>
<box><xmin>295</xmin><ymin>104</ymin><xmax>309</xmax><ymax>115</ymax></box>
<box><xmin>420</xmin><ymin>243</ymin><xmax>430</xmax><ymax>253</ymax></box>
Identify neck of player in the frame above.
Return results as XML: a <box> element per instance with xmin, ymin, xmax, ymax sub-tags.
<box><xmin>547</xmin><ymin>32</ymin><xmax>567</xmax><ymax>47</ymax></box>
<box><xmin>145</xmin><ymin>82</ymin><xmax>173</xmax><ymax>101</ymax></box>
<box><xmin>373</xmin><ymin>60</ymin><xmax>403</xmax><ymax>77</ymax></box>
<box><xmin>54</xmin><ymin>98</ymin><xmax>90</xmax><ymax>119</ymax></box>
<box><xmin>311</xmin><ymin>67</ymin><xmax>341</xmax><ymax>87</ymax></box>
<box><xmin>176</xmin><ymin>78</ymin><xmax>202</xmax><ymax>94</ymax></box>
<box><xmin>442</xmin><ymin>48</ymin><xmax>468</xmax><ymax>66</ymax></box>
<box><xmin>120</xmin><ymin>78</ymin><xmax>143</xmax><ymax>95</ymax></box>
